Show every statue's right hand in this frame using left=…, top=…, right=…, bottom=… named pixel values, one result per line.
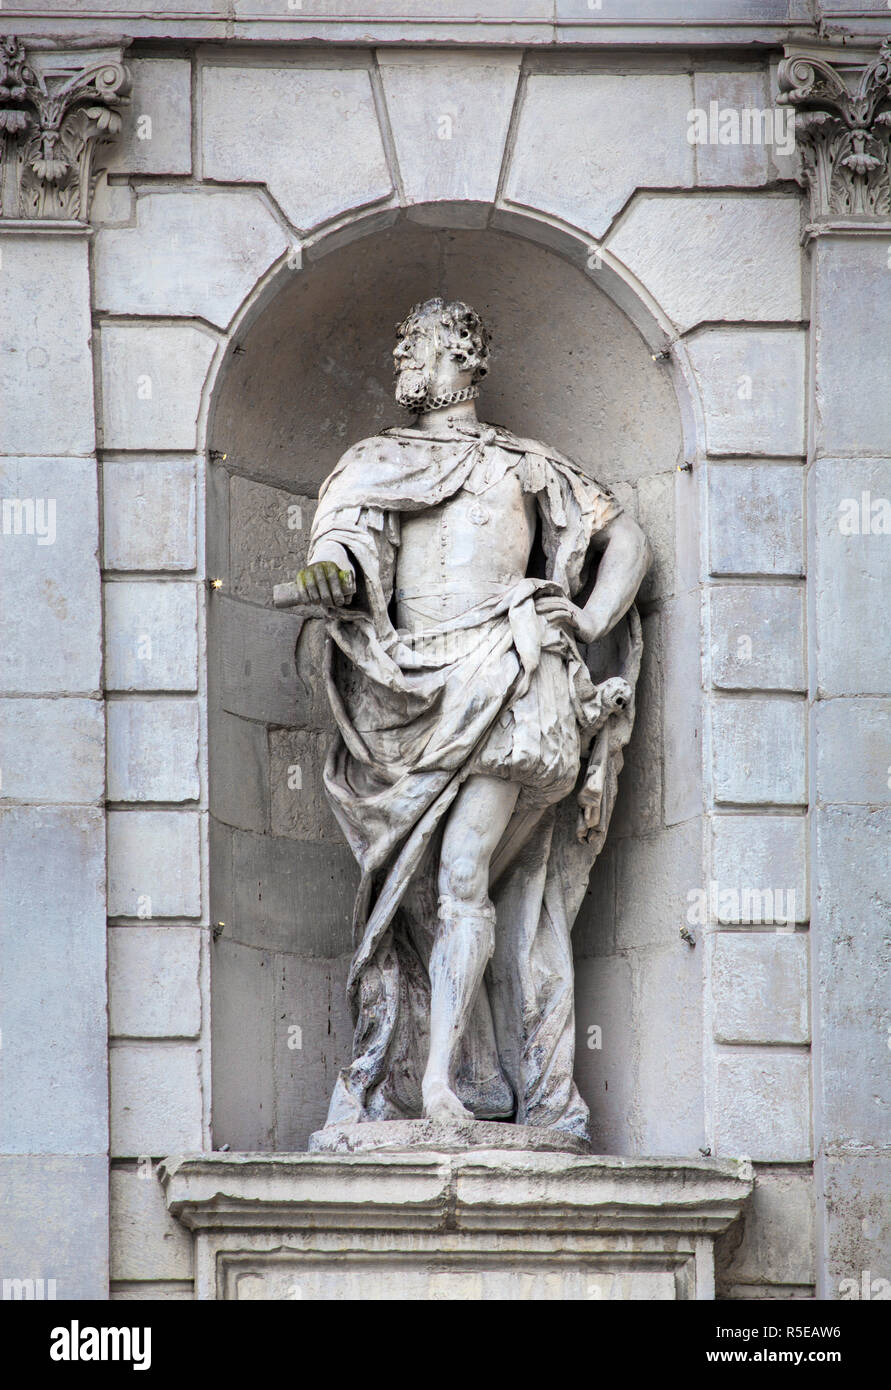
left=292, top=559, right=356, bottom=608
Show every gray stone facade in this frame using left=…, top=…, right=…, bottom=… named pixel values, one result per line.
left=0, top=2, right=888, bottom=1302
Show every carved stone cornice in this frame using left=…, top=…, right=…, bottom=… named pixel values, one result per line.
left=0, top=35, right=130, bottom=221
left=777, top=41, right=891, bottom=225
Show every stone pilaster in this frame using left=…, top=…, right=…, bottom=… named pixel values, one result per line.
left=777, top=40, right=891, bottom=1300
left=0, top=35, right=129, bottom=1302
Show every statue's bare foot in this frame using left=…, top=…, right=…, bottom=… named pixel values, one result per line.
left=422, top=1078, right=473, bottom=1125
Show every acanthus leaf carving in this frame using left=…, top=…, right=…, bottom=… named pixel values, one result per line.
left=0, top=34, right=130, bottom=221
left=778, top=41, right=891, bottom=222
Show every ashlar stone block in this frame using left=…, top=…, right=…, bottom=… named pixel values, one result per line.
left=110, top=1164, right=194, bottom=1282
left=0, top=698, right=103, bottom=804
left=201, top=65, right=392, bottom=231
left=687, top=330, right=806, bottom=457
left=711, top=814, right=808, bottom=923
left=106, top=699, right=200, bottom=803
left=606, top=195, right=802, bottom=332
left=269, top=728, right=339, bottom=842
left=715, top=1053, right=811, bottom=1160
left=110, top=1042, right=203, bottom=1157
left=506, top=73, right=695, bottom=239
left=109, top=927, right=202, bottom=1040
left=104, top=58, right=192, bottom=176
left=709, top=584, right=805, bottom=691
left=711, top=696, right=806, bottom=806
left=104, top=581, right=198, bottom=693
left=692, top=70, right=772, bottom=188
left=102, top=456, right=197, bottom=573
left=712, top=933, right=810, bottom=1044
left=379, top=52, right=521, bottom=218
left=229, top=476, right=313, bottom=605
left=99, top=322, right=218, bottom=452
left=107, top=810, right=201, bottom=919
left=95, top=190, right=289, bottom=328
left=709, top=463, right=804, bottom=576
left=815, top=699, right=891, bottom=807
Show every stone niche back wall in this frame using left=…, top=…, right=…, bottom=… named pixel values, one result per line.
left=207, top=220, right=695, bottom=1152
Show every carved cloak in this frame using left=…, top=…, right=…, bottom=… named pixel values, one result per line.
left=306, top=424, right=642, bottom=1139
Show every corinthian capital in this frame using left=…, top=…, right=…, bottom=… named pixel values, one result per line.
left=0, top=35, right=130, bottom=221
left=777, top=41, right=891, bottom=224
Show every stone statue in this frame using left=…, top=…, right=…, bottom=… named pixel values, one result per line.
left=274, top=298, right=650, bottom=1145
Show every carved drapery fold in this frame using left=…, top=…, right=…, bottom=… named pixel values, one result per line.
left=0, top=35, right=130, bottom=221
left=778, top=41, right=891, bottom=222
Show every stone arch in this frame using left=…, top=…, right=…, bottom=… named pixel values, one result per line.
left=199, top=199, right=706, bottom=1154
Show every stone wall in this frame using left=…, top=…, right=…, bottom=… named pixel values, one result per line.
left=0, top=10, right=887, bottom=1302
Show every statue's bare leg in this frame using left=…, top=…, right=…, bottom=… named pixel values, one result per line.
left=422, top=774, right=520, bottom=1124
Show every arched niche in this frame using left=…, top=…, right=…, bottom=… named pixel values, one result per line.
left=206, top=214, right=691, bottom=1153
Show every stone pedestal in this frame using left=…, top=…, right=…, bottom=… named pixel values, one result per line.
left=161, top=1151, right=752, bottom=1300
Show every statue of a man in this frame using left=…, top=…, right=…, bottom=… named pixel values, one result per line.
left=276, top=298, right=650, bottom=1142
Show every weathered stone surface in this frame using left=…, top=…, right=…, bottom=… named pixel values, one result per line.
left=709, top=584, right=806, bottom=691
left=711, top=814, right=808, bottom=923
left=692, top=70, right=771, bottom=187
left=274, top=952, right=354, bottom=1151
left=687, top=330, right=806, bottom=456
left=104, top=581, right=198, bottom=693
left=0, top=806, right=107, bottom=1153
left=573, top=956, right=636, bottom=1155
left=815, top=699, right=891, bottom=806
left=823, top=1155, right=891, bottom=1300
left=709, top=463, right=804, bottom=576
left=635, top=945, right=706, bottom=1157
left=815, top=807, right=891, bottom=1152
left=109, top=926, right=202, bottom=1039
left=95, top=190, right=289, bottom=328
left=813, top=237, right=891, bottom=459
left=506, top=74, right=695, bottom=238
left=99, top=322, right=218, bottom=452
left=379, top=53, right=520, bottom=216
left=211, top=937, right=275, bottom=1152
left=662, top=591, right=703, bottom=825
left=0, top=232, right=94, bottom=456
left=163, top=1150, right=750, bottom=1301
left=0, top=698, right=103, bottom=803
left=615, top=819, right=702, bottom=950
left=711, top=696, right=807, bottom=805
left=572, top=844, right=615, bottom=958
left=229, top=830, right=356, bottom=955
left=606, top=195, right=802, bottom=332
left=107, top=810, right=201, bottom=919
left=715, top=1053, right=811, bottom=1160
left=102, top=456, right=197, bottom=573
left=110, top=1164, right=193, bottom=1282
left=636, top=472, right=675, bottom=603
left=107, top=699, right=200, bottom=803
left=201, top=66, right=392, bottom=231
left=214, top=594, right=304, bottom=726
left=712, top=933, right=810, bottom=1044
left=110, top=1042, right=203, bottom=1157
left=0, top=1155, right=109, bottom=1301
left=104, top=57, right=192, bottom=176
left=269, top=728, right=339, bottom=841
left=716, top=1166, right=816, bottom=1293
left=0, top=457, right=101, bottom=695
left=611, top=611, right=662, bottom=838
left=209, top=711, right=268, bottom=834
left=229, top=476, right=313, bottom=604
left=814, top=458, right=891, bottom=697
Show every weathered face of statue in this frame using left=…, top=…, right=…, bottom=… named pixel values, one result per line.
left=392, top=298, right=490, bottom=409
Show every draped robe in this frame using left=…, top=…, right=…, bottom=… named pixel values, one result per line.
left=306, top=423, right=642, bottom=1139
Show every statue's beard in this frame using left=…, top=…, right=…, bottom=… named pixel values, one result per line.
left=395, top=366, right=429, bottom=410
